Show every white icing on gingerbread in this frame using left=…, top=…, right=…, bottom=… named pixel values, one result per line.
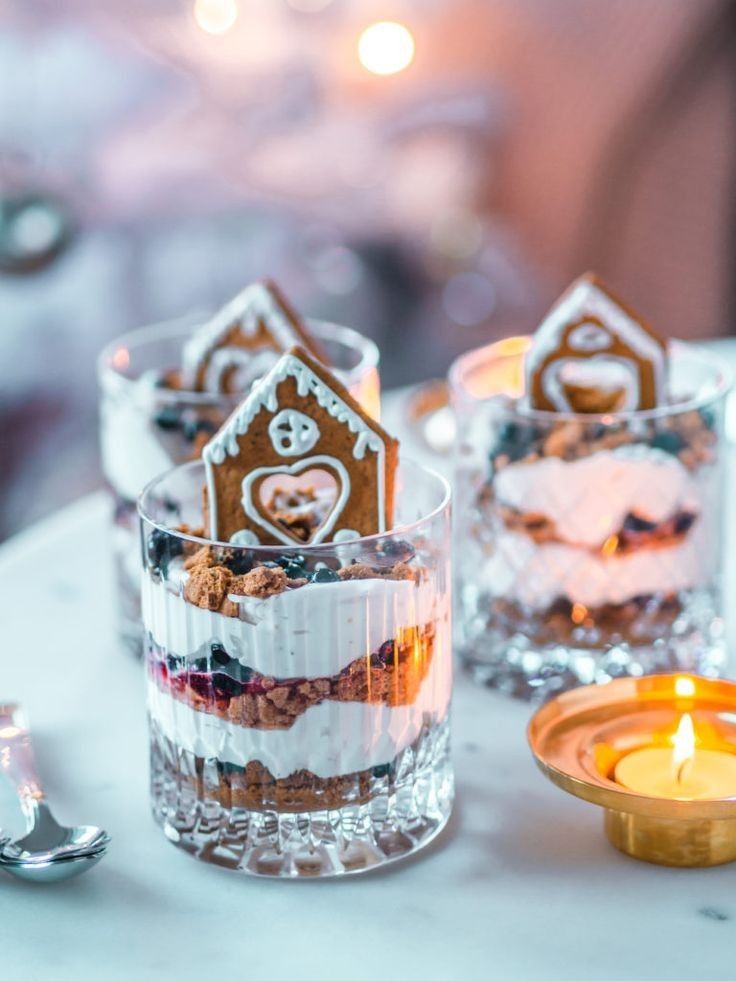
left=526, top=274, right=667, bottom=412
left=202, top=347, right=396, bottom=544
left=268, top=409, right=320, bottom=457
left=334, top=528, right=360, bottom=542
left=204, top=347, right=279, bottom=395
left=230, top=529, right=260, bottom=546
left=182, top=282, right=309, bottom=391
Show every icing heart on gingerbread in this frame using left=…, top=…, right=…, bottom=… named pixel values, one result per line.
left=245, top=460, right=347, bottom=545
left=201, top=346, right=398, bottom=546
left=526, top=273, right=668, bottom=413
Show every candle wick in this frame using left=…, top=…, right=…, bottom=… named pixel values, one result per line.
left=676, top=760, right=688, bottom=784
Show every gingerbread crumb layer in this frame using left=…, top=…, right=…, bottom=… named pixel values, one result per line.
left=179, top=545, right=418, bottom=615
left=154, top=722, right=437, bottom=812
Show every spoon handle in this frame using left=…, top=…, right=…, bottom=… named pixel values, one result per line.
left=0, top=704, right=45, bottom=810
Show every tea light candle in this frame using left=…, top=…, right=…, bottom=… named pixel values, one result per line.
left=615, top=714, right=736, bottom=800
left=529, top=675, right=736, bottom=866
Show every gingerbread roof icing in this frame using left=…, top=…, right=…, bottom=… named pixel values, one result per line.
left=202, top=346, right=398, bottom=546
left=526, top=273, right=667, bottom=413
left=181, top=279, right=328, bottom=393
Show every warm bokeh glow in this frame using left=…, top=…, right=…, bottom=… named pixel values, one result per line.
left=675, top=676, right=696, bottom=698
left=193, top=0, right=238, bottom=35
left=358, top=21, right=415, bottom=76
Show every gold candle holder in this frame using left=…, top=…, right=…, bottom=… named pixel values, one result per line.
left=528, top=674, right=736, bottom=867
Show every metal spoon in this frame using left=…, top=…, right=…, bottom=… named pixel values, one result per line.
left=0, top=704, right=110, bottom=882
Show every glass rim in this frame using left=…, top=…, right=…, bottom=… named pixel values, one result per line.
left=97, top=315, right=380, bottom=407
left=448, top=336, right=733, bottom=424
left=137, top=457, right=451, bottom=552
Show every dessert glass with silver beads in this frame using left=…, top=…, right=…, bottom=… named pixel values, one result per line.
left=98, top=317, right=380, bottom=653
left=449, top=338, right=731, bottom=700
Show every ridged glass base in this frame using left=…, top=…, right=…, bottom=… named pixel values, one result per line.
left=149, top=716, right=453, bottom=878
left=460, top=587, right=726, bottom=702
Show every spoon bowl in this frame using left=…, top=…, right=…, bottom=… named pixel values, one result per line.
left=0, top=847, right=109, bottom=883
left=0, top=704, right=110, bottom=883
left=0, top=803, right=110, bottom=864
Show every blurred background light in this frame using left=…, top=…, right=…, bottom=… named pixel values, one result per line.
left=442, top=271, right=497, bottom=326
left=285, top=0, right=335, bottom=12
left=193, top=0, right=238, bottom=35
left=358, top=21, right=415, bottom=76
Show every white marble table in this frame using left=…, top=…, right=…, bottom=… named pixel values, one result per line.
left=3, top=372, right=736, bottom=981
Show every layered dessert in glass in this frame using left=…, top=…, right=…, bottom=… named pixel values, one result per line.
left=139, top=348, right=452, bottom=876
left=450, top=275, right=731, bottom=699
left=98, top=281, right=380, bottom=651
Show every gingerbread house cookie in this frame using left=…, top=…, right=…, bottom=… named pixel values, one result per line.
left=526, top=273, right=667, bottom=413
left=181, top=279, right=329, bottom=394
left=202, top=346, right=398, bottom=545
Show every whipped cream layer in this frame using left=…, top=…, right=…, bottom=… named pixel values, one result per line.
left=483, top=443, right=716, bottom=609
left=483, top=520, right=713, bottom=609
left=101, top=395, right=177, bottom=502
left=148, top=648, right=451, bottom=780
left=494, top=445, right=701, bottom=548
left=143, top=570, right=445, bottom=678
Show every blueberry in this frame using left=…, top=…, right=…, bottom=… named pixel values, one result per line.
left=375, top=538, right=415, bottom=565
left=231, top=663, right=255, bottom=685
left=190, top=657, right=209, bottom=673
left=166, top=654, right=185, bottom=672
left=214, top=547, right=252, bottom=575
left=145, top=529, right=182, bottom=575
left=700, top=407, right=716, bottom=431
left=283, top=561, right=308, bottom=580
left=674, top=512, right=696, bottom=535
left=650, top=431, right=685, bottom=455
left=217, top=760, right=245, bottom=776
left=277, top=554, right=305, bottom=569
left=311, top=567, right=339, bottom=583
left=210, top=643, right=230, bottom=666
left=491, top=420, right=540, bottom=463
left=372, top=761, right=396, bottom=779
left=374, top=640, right=396, bottom=667
left=212, top=673, right=244, bottom=697
left=623, top=513, right=657, bottom=533
left=182, top=417, right=218, bottom=443
left=153, top=407, right=182, bottom=432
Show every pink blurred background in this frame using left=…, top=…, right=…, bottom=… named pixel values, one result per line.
left=1, top=0, right=734, bottom=539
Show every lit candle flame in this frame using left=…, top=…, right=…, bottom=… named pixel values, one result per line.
left=672, top=713, right=695, bottom=784
left=358, top=21, right=415, bottom=76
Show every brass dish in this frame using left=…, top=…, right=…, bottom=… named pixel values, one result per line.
left=528, top=674, right=736, bottom=867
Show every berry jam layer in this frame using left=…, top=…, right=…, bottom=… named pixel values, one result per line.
left=149, top=624, right=436, bottom=731
left=152, top=719, right=442, bottom=812
left=498, top=505, right=698, bottom=554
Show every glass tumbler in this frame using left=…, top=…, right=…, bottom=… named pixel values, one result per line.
left=139, top=459, right=453, bottom=878
left=99, top=317, right=380, bottom=653
left=449, top=338, right=732, bottom=700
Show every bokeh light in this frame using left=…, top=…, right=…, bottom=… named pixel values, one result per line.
left=442, top=271, right=497, bottom=326
left=193, top=0, right=238, bottom=35
left=358, top=21, right=415, bottom=76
